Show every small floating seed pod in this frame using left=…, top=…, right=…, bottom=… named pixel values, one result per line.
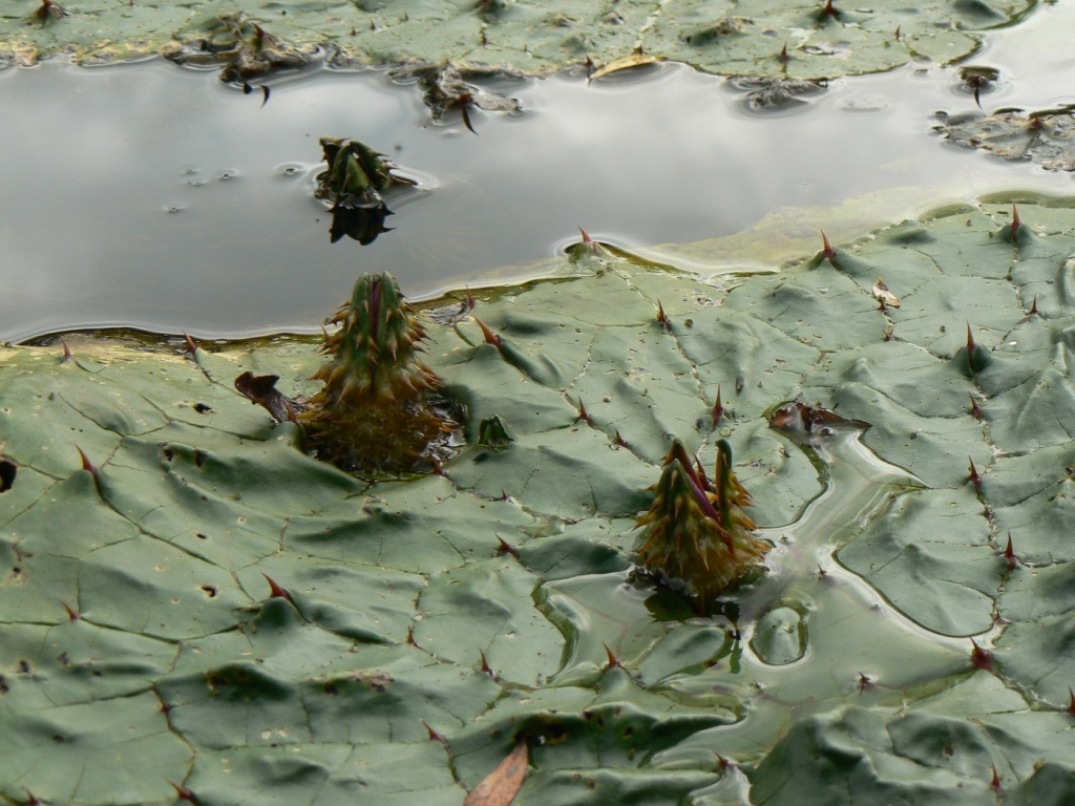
left=635, top=439, right=769, bottom=605
left=300, top=272, right=451, bottom=472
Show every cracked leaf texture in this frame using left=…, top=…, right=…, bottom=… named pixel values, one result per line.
left=2, top=0, right=1038, bottom=79
left=1, top=196, right=1075, bottom=803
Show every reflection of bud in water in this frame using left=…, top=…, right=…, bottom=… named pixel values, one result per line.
left=317, top=137, right=413, bottom=204
left=329, top=203, right=394, bottom=245
left=316, top=137, right=415, bottom=244
left=635, top=440, right=769, bottom=609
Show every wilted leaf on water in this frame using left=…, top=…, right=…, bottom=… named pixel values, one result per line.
left=316, top=137, right=416, bottom=210
left=957, top=64, right=1002, bottom=107
left=728, top=76, right=828, bottom=112
left=769, top=397, right=871, bottom=435
left=390, top=63, right=523, bottom=131
left=465, top=740, right=528, bottom=806
left=164, top=11, right=314, bottom=83
left=940, top=105, right=1075, bottom=171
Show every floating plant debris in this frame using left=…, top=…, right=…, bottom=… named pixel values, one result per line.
left=939, top=104, right=1075, bottom=171
left=317, top=137, right=413, bottom=207
left=234, top=371, right=305, bottom=424
left=769, top=397, right=871, bottom=436
left=164, top=12, right=314, bottom=83
left=871, top=277, right=900, bottom=309
left=392, top=63, right=522, bottom=132
left=729, top=76, right=828, bottom=112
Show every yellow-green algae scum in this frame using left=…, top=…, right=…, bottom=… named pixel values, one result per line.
left=3, top=0, right=1039, bottom=79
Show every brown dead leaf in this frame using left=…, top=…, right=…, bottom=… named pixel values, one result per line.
left=234, top=371, right=304, bottom=423
left=769, top=397, right=871, bottom=435
left=465, top=740, right=528, bottom=806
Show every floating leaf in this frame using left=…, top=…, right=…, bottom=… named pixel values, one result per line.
left=3, top=196, right=1075, bottom=803
left=164, top=12, right=314, bottom=82
left=940, top=105, right=1075, bottom=171
left=391, top=63, right=522, bottom=130
left=8, top=1, right=1040, bottom=78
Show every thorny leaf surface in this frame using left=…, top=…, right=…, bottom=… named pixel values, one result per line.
left=1, top=0, right=1039, bottom=79
left=2, top=197, right=1075, bottom=803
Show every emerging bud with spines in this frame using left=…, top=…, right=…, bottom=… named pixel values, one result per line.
left=300, top=273, right=451, bottom=472
left=635, top=439, right=769, bottom=606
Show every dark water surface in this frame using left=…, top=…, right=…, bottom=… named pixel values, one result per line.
left=2, top=3, right=1073, bottom=342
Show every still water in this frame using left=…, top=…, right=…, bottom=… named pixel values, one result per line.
left=2, top=2, right=1073, bottom=342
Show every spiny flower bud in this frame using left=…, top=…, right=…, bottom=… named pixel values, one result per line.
left=301, top=272, right=452, bottom=472
left=635, top=439, right=769, bottom=607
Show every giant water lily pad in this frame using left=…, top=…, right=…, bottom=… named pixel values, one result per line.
left=1, top=0, right=1039, bottom=79
left=2, top=195, right=1075, bottom=803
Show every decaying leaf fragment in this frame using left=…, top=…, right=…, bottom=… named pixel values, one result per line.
left=315, top=137, right=415, bottom=244
left=871, top=277, right=900, bottom=309
left=729, top=76, right=828, bottom=112
left=393, top=63, right=522, bottom=132
left=164, top=12, right=313, bottom=83
left=939, top=104, right=1075, bottom=171
left=635, top=439, right=769, bottom=607
left=769, top=397, right=871, bottom=436
left=465, top=740, right=529, bottom=806
left=234, top=371, right=304, bottom=423
left=958, top=65, right=1001, bottom=108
